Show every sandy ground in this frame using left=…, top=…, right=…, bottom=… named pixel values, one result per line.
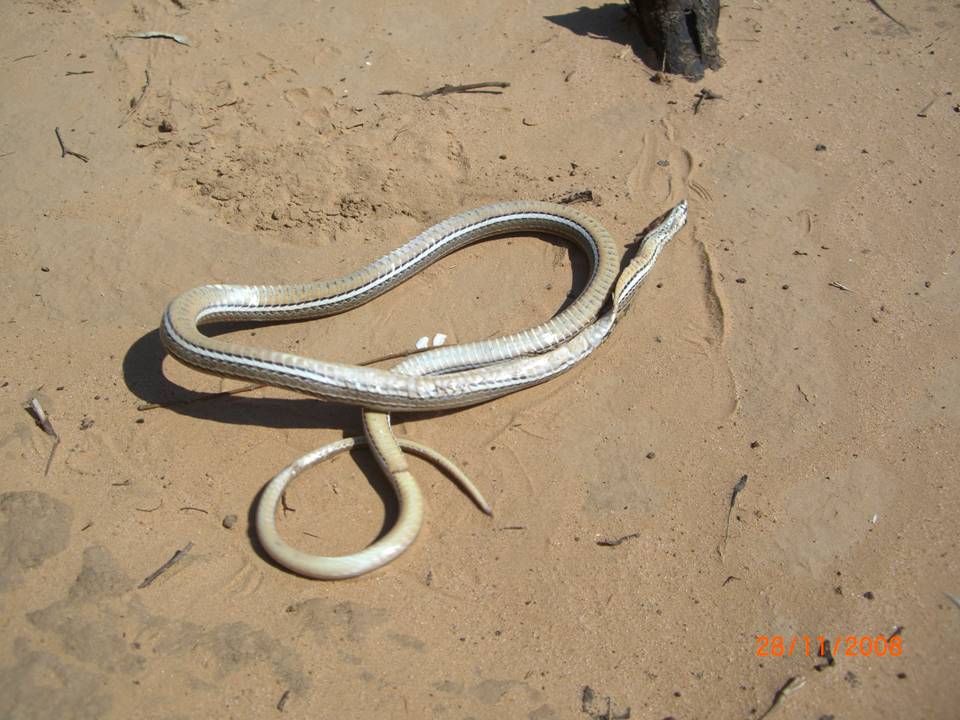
left=2, top=0, right=959, bottom=718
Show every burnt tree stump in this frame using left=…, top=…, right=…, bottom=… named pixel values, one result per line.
left=631, top=0, right=722, bottom=80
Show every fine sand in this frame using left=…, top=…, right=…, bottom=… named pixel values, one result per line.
left=2, top=1, right=958, bottom=718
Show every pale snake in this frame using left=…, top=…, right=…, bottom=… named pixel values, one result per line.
left=161, top=200, right=688, bottom=578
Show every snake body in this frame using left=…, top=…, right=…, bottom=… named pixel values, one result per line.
left=161, top=200, right=687, bottom=579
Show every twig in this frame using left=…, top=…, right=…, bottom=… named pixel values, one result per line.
left=596, top=532, right=640, bottom=547
left=281, top=492, right=295, bottom=516
left=135, top=499, right=163, bottom=512
left=13, top=54, right=39, bottom=62
left=277, top=690, right=291, bottom=712
left=916, top=96, right=937, bottom=118
left=138, top=541, right=193, bottom=588
left=137, top=382, right=264, bottom=411
left=866, top=0, right=908, bottom=30
left=179, top=506, right=209, bottom=514
left=54, top=127, right=89, bottom=163
left=757, top=676, right=806, bottom=720
left=120, top=31, right=191, bottom=46
left=828, top=281, right=851, bottom=292
left=65, top=70, right=94, bottom=76
left=380, top=81, right=510, bottom=99
left=25, top=397, right=58, bottom=440
left=693, top=88, right=723, bottom=114
left=135, top=139, right=170, bottom=149
left=555, top=189, right=595, bottom=205
left=717, top=474, right=748, bottom=558
left=496, top=525, right=527, bottom=531
left=119, top=69, right=151, bottom=127
left=814, top=638, right=835, bottom=671
left=25, top=396, right=60, bottom=475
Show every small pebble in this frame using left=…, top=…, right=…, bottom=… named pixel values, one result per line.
left=158, top=119, right=174, bottom=133
left=135, top=418, right=145, bottom=424
left=657, top=159, right=670, bottom=167
left=815, top=144, right=827, bottom=151
left=924, top=280, right=931, bottom=288
left=750, top=440, right=760, bottom=449
left=646, top=451, right=656, bottom=460
left=735, top=277, right=747, bottom=284
left=222, top=514, right=238, bottom=529
left=863, top=591, right=875, bottom=600
left=498, top=154, right=507, bottom=160
left=41, top=266, right=50, bottom=272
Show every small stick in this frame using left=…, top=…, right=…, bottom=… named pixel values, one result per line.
left=65, top=70, right=94, bottom=76
left=717, top=474, right=748, bottom=558
left=119, top=69, right=151, bottom=127
left=556, top=189, right=595, bottom=205
left=887, top=625, right=904, bottom=640
left=916, top=96, right=937, bottom=118
left=828, top=281, right=851, bottom=292
left=380, top=81, right=510, bottom=99
left=138, top=541, right=193, bottom=588
left=25, top=397, right=58, bottom=439
left=757, top=676, right=806, bottom=720
left=496, top=525, right=527, bottom=531
left=693, top=88, right=723, bottom=114
left=277, top=690, right=291, bottom=712
left=25, top=396, right=60, bottom=475
left=596, top=532, right=640, bottom=547
left=867, top=0, right=908, bottom=30
left=179, top=506, right=209, bottom=514
left=135, top=499, right=163, bottom=512
left=54, top=127, right=89, bottom=163
left=120, top=31, right=190, bottom=46
left=814, top=638, right=835, bottom=671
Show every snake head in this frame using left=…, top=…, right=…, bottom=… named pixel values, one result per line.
left=612, top=200, right=688, bottom=312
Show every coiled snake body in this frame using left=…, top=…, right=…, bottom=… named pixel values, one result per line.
left=161, top=200, right=687, bottom=579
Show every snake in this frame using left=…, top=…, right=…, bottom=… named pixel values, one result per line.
left=161, top=199, right=688, bottom=579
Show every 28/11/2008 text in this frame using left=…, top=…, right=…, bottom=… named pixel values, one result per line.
left=756, top=634, right=903, bottom=658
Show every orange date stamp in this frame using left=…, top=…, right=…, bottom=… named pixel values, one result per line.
left=756, top=634, right=903, bottom=658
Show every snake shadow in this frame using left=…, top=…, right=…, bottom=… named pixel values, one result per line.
left=123, top=326, right=405, bottom=565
